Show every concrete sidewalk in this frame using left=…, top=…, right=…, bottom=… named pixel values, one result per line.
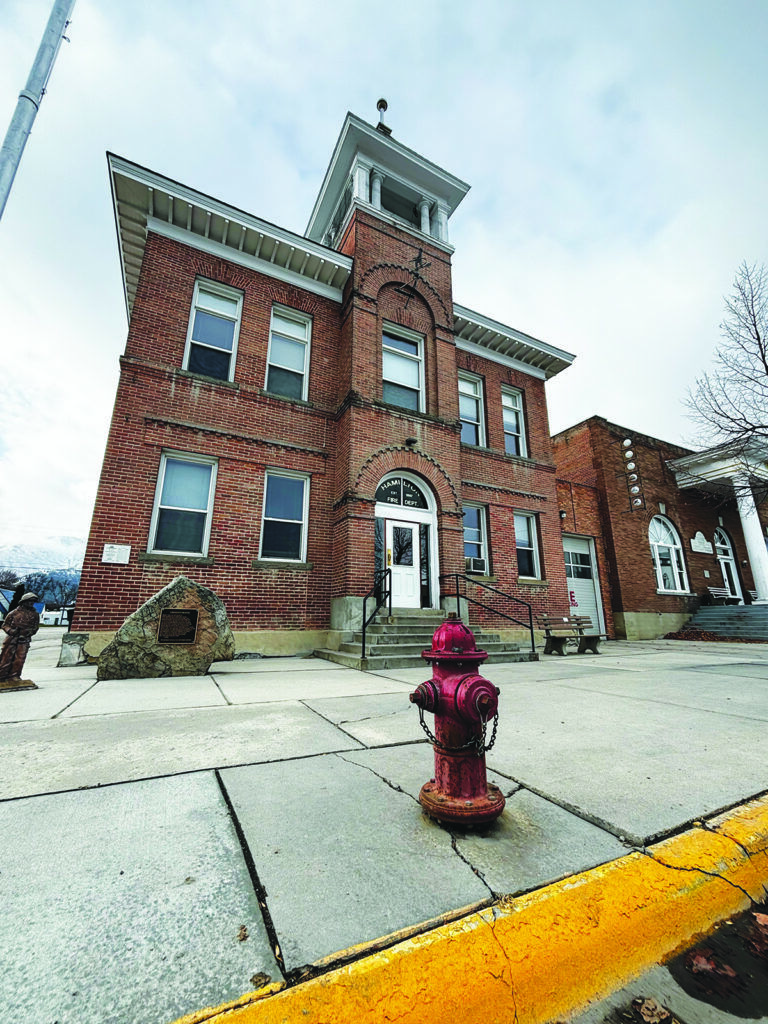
left=2, top=629, right=768, bottom=1023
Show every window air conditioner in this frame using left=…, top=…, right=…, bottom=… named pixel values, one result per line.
left=465, top=557, right=487, bottom=575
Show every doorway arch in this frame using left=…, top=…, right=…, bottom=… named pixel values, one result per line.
left=374, top=472, right=439, bottom=609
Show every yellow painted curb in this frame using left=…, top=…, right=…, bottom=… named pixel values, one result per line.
left=173, top=794, right=768, bottom=1024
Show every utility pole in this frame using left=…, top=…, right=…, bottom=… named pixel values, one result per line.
left=0, top=0, right=76, bottom=222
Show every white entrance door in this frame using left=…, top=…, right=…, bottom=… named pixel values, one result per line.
left=563, top=535, right=605, bottom=631
left=386, top=519, right=421, bottom=608
left=715, top=528, right=743, bottom=603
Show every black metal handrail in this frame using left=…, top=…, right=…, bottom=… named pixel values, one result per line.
left=361, top=568, right=392, bottom=660
left=439, top=573, right=535, bottom=654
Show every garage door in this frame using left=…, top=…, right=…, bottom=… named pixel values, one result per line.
left=563, top=535, right=604, bottom=632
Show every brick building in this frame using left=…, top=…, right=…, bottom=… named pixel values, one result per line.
left=73, top=110, right=578, bottom=655
left=553, top=416, right=768, bottom=639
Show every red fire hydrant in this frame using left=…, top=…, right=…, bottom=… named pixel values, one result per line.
left=409, top=613, right=505, bottom=826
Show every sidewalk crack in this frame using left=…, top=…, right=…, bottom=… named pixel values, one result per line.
left=334, top=753, right=420, bottom=804
left=447, top=830, right=495, bottom=898
left=696, top=819, right=751, bottom=857
left=485, top=910, right=520, bottom=1022
left=215, top=770, right=287, bottom=982
left=640, top=848, right=758, bottom=906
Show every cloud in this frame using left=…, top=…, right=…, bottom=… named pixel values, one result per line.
left=1, top=0, right=767, bottom=547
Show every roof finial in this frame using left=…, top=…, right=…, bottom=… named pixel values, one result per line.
left=376, top=98, right=392, bottom=136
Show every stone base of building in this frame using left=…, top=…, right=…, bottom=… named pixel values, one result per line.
left=613, top=611, right=690, bottom=641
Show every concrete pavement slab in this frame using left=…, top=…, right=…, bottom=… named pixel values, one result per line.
left=303, top=692, right=426, bottom=746
left=553, top=662, right=768, bottom=720
left=486, top=681, right=768, bottom=843
left=211, top=657, right=343, bottom=673
left=0, top=677, right=97, bottom=722
left=0, top=702, right=361, bottom=800
left=0, top=773, right=279, bottom=1024
left=220, top=752, right=490, bottom=970
left=214, top=668, right=412, bottom=705
left=342, top=745, right=628, bottom=897
left=59, top=674, right=228, bottom=716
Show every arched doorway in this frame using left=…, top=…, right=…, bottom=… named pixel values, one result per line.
left=374, top=473, right=439, bottom=609
left=714, top=527, right=743, bottom=603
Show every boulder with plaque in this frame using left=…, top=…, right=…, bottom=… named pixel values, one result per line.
left=97, top=576, right=235, bottom=680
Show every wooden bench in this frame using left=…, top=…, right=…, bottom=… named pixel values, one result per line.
left=538, top=615, right=607, bottom=656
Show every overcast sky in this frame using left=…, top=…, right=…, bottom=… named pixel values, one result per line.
left=1, top=0, right=767, bottom=551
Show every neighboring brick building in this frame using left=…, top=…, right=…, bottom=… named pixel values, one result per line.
left=553, top=416, right=768, bottom=639
left=73, top=110, right=577, bottom=654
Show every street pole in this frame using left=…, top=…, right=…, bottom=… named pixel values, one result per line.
left=0, top=0, right=76, bottom=222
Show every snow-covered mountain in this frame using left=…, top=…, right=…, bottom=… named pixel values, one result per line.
left=0, top=536, right=86, bottom=574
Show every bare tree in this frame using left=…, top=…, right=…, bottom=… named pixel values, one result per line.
left=0, top=569, right=20, bottom=590
left=687, top=262, right=768, bottom=451
left=22, top=570, right=79, bottom=609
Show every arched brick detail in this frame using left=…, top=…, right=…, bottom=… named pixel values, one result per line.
left=354, top=445, right=462, bottom=514
left=358, top=262, right=451, bottom=327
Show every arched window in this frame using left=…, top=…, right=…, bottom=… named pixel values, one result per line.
left=648, top=516, right=689, bottom=593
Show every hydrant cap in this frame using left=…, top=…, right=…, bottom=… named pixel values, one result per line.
left=423, top=614, right=488, bottom=662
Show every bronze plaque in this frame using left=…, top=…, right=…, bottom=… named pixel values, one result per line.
left=157, top=609, right=199, bottom=644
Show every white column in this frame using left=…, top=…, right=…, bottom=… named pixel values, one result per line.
left=734, top=474, right=768, bottom=602
left=370, top=169, right=383, bottom=209
left=352, top=163, right=370, bottom=202
left=435, top=200, right=449, bottom=243
left=418, top=198, right=431, bottom=235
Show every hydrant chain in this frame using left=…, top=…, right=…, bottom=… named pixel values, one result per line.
left=416, top=703, right=498, bottom=754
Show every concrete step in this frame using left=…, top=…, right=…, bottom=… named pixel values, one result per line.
left=338, top=639, right=516, bottom=658
left=313, top=648, right=538, bottom=671
left=351, top=631, right=505, bottom=646
left=687, top=605, right=768, bottom=639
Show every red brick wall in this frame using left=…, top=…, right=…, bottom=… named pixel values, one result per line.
left=553, top=417, right=761, bottom=622
left=75, top=217, right=570, bottom=637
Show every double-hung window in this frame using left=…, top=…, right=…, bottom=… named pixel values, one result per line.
left=184, top=280, right=242, bottom=382
left=260, top=472, right=309, bottom=562
left=382, top=326, right=424, bottom=412
left=266, top=307, right=312, bottom=401
left=463, top=504, right=488, bottom=574
left=502, top=388, right=527, bottom=457
left=150, top=453, right=217, bottom=555
left=514, top=512, right=540, bottom=579
left=459, top=373, right=485, bottom=446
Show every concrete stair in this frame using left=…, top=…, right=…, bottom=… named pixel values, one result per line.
left=686, top=603, right=768, bottom=640
left=314, top=609, right=538, bottom=670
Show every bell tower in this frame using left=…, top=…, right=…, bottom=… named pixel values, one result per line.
left=305, top=103, right=470, bottom=251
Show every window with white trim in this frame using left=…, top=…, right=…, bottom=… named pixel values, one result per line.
left=150, top=453, right=217, bottom=555
left=514, top=512, right=540, bottom=578
left=502, top=388, right=527, bottom=457
left=463, top=505, right=488, bottom=574
left=382, top=326, right=424, bottom=412
left=184, top=280, right=242, bottom=382
left=649, top=515, right=689, bottom=593
left=266, top=307, right=312, bottom=401
left=459, top=373, right=485, bottom=446
left=260, top=472, right=309, bottom=561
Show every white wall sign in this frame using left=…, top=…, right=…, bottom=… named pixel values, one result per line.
left=690, top=531, right=713, bottom=554
left=102, top=543, right=131, bottom=564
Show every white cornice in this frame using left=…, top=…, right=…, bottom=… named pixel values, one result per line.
left=146, top=218, right=347, bottom=301
left=453, top=304, right=575, bottom=380
left=108, top=154, right=352, bottom=319
left=454, top=338, right=548, bottom=379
